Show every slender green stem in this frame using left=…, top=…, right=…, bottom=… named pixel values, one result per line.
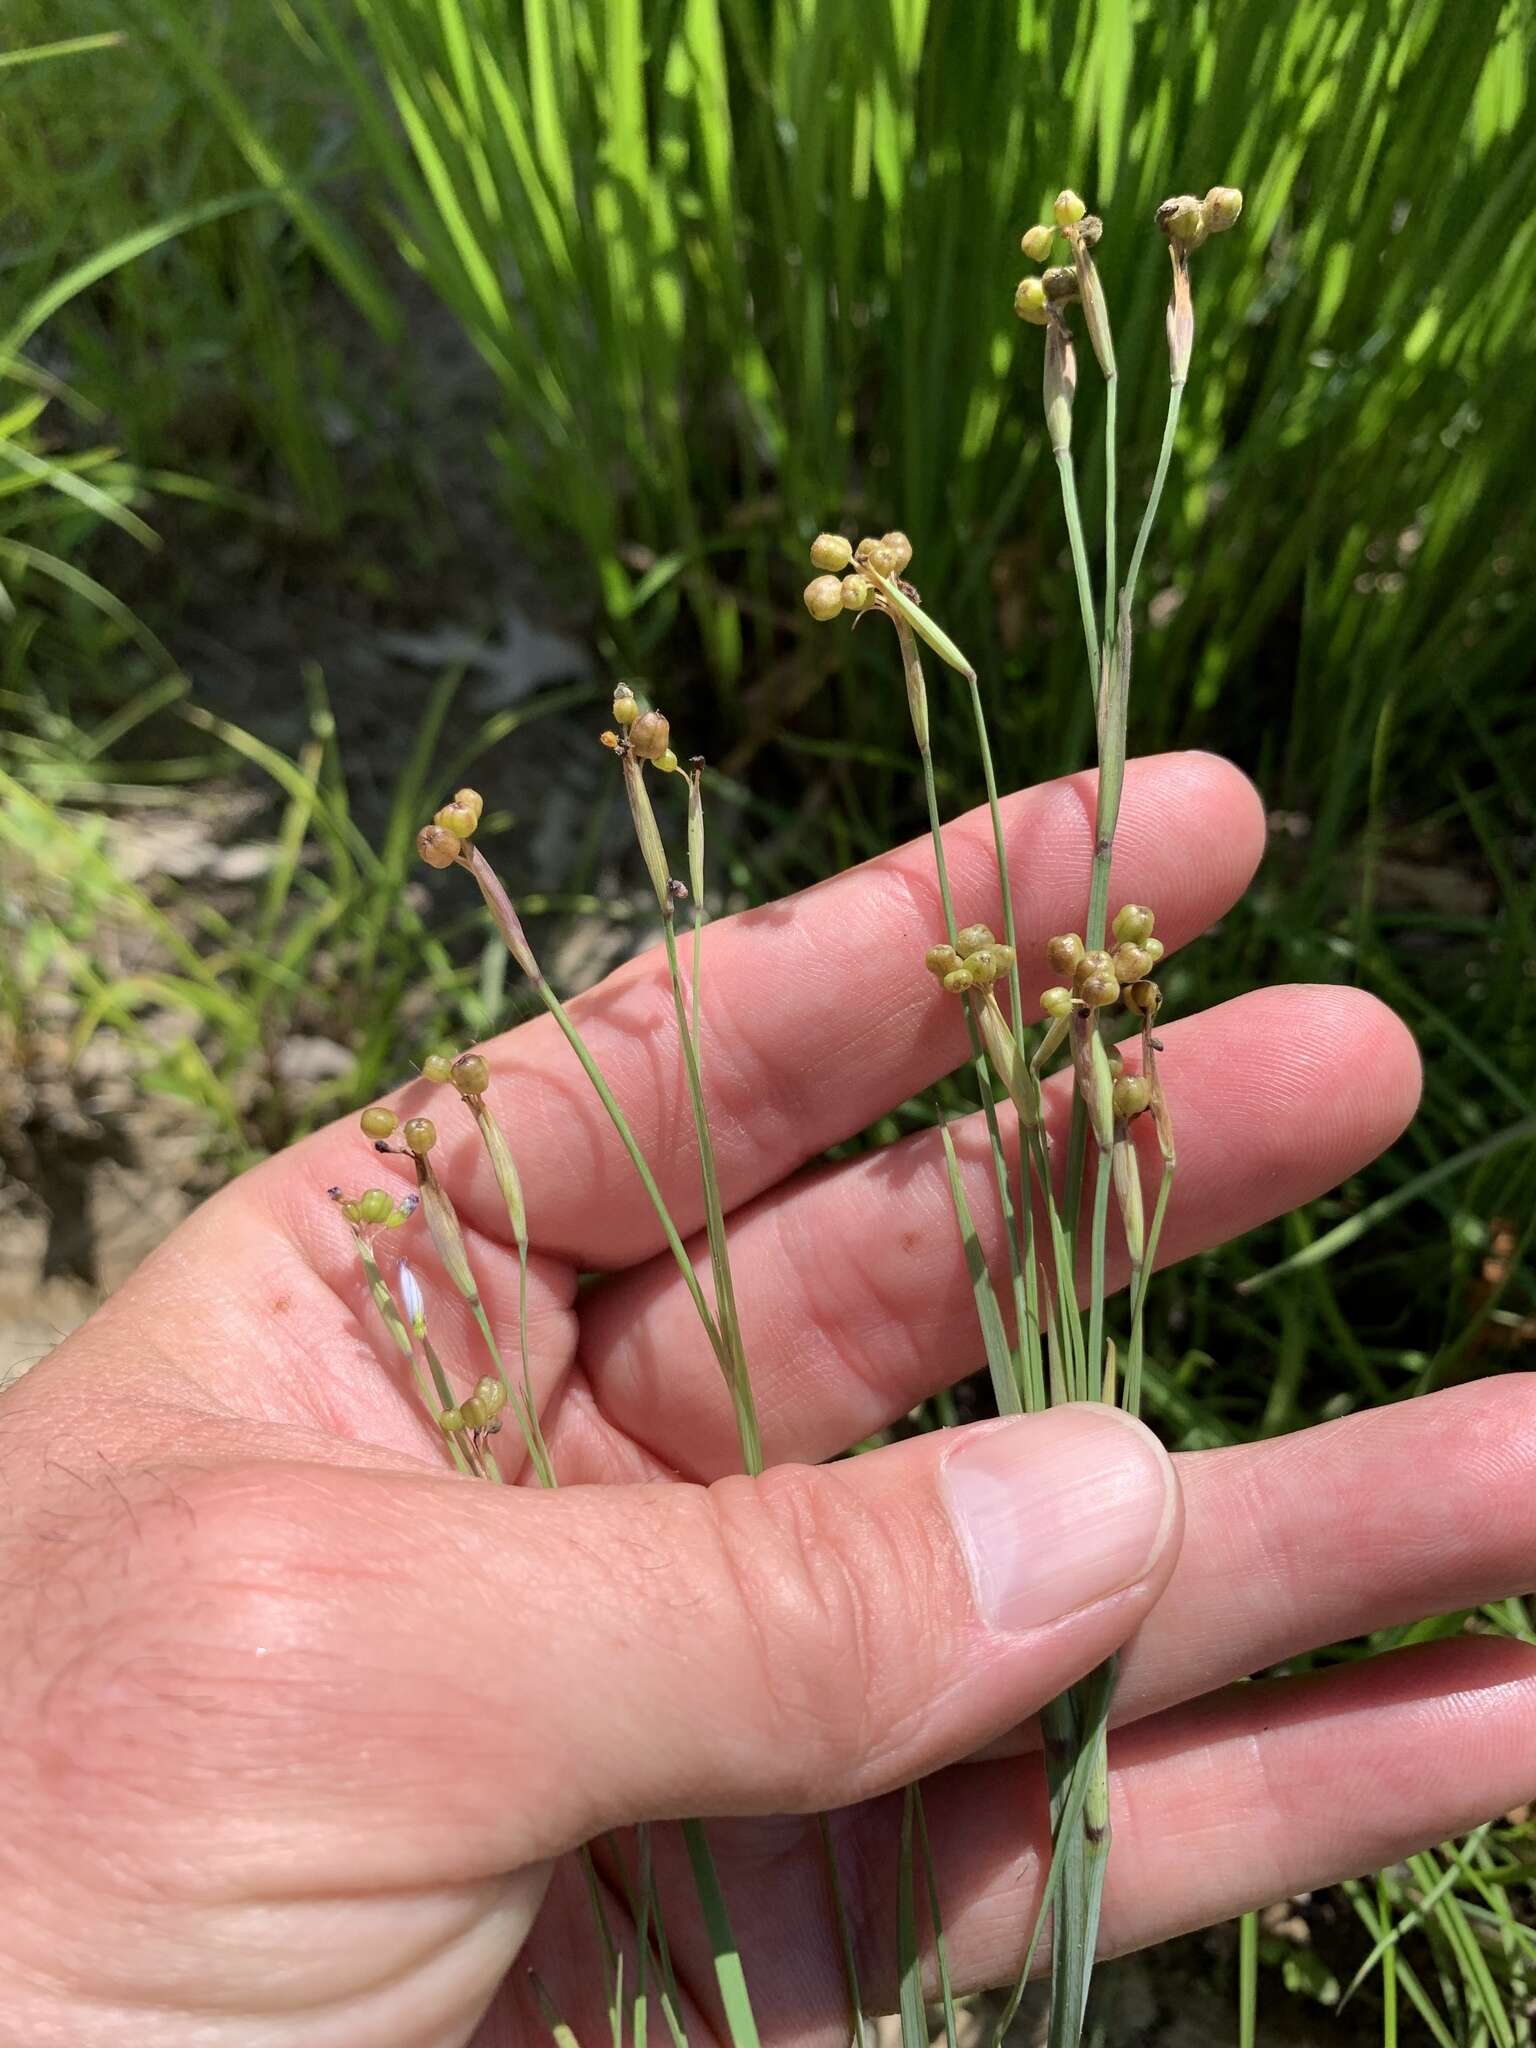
left=1126, top=1162, right=1174, bottom=1418
left=1102, top=371, right=1119, bottom=656
left=1055, top=450, right=1100, bottom=707
left=1084, top=1144, right=1112, bottom=1405
left=1122, top=380, right=1184, bottom=623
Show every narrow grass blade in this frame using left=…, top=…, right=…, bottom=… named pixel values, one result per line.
left=939, top=1115, right=1019, bottom=1415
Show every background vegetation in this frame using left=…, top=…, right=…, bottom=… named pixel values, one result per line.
left=2, top=1, right=1533, bottom=2037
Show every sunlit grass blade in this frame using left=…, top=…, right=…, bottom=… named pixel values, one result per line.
left=682, top=1817, right=762, bottom=2048
left=914, top=1784, right=959, bottom=2048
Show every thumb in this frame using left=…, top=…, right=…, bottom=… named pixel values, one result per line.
left=126, top=1405, right=1179, bottom=1884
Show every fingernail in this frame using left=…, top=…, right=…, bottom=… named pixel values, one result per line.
left=940, top=1407, right=1175, bottom=1632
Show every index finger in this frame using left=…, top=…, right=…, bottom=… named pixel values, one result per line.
left=260, top=750, right=1265, bottom=1270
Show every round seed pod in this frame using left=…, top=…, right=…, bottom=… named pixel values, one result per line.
left=925, top=943, right=963, bottom=978
left=359, top=1188, right=393, bottom=1226
left=1041, top=985, right=1075, bottom=1020
left=1112, top=902, right=1156, bottom=945
left=386, top=1205, right=411, bottom=1228
left=1047, top=932, right=1085, bottom=976
left=1143, top=936, right=1165, bottom=963
left=990, top=942, right=1016, bottom=975
left=612, top=684, right=639, bottom=727
left=460, top=1394, right=488, bottom=1431
left=475, top=1375, right=507, bottom=1418
left=1078, top=969, right=1120, bottom=1009
left=421, top=1052, right=455, bottom=1085
left=840, top=573, right=873, bottom=613
left=403, top=1116, right=437, bottom=1156
left=1043, top=264, right=1079, bottom=303
left=417, top=823, right=461, bottom=869
left=629, top=709, right=671, bottom=762
left=656, top=749, right=680, bottom=774
left=955, top=922, right=996, bottom=958
left=1123, top=978, right=1163, bottom=1017
left=1014, top=275, right=1049, bottom=325
left=600, top=730, right=621, bottom=750
left=854, top=536, right=880, bottom=563
left=1072, top=948, right=1115, bottom=994
left=1113, top=1075, right=1152, bottom=1121
left=453, top=788, right=484, bottom=823
left=810, top=532, right=854, bottom=572
left=1203, top=185, right=1243, bottom=232
left=435, top=801, right=477, bottom=839
left=1075, top=214, right=1104, bottom=248
left=452, top=1052, right=490, bottom=1097
left=1156, top=194, right=1206, bottom=245
left=439, top=1407, right=465, bottom=1433
left=881, top=531, right=914, bottom=574
left=942, top=966, right=976, bottom=995
left=360, top=1105, right=397, bottom=1140
left=1054, top=189, right=1087, bottom=227
left=964, top=945, right=1001, bottom=985
left=862, top=541, right=898, bottom=578
left=1112, top=942, right=1155, bottom=985
left=1020, top=223, right=1055, bottom=262
left=340, top=1200, right=363, bottom=1225
left=803, top=574, right=844, bottom=622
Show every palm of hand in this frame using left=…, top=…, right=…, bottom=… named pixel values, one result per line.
left=5, top=754, right=1533, bottom=2048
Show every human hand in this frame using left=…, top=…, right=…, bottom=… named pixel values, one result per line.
left=4, top=752, right=1532, bottom=2047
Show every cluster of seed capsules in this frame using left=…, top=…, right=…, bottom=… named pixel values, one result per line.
left=599, top=682, right=681, bottom=771
left=332, top=1051, right=493, bottom=1228
left=801, top=529, right=913, bottom=623
left=1011, top=183, right=1241, bottom=328
left=417, top=785, right=486, bottom=870
left=922, top=923, right=1017, bottom=993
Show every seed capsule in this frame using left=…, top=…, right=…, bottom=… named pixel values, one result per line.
left=360, top=1105, right=398, bottom=1140
left=1054, top=189, right=1087, bottom=226
left=1112, top=942, right=1154, bottom=985
left=452, top=1052, right=490, bottom=1097
left=452, top=788, right=483, bottom=823
left=1072, top=948, right=1115, bottom=992
left=1047, top=932, right=1085, bottom=976
left=1075, top=214, right=1104, bottom=249
left=439, top=1407, right=465, bottom=1433
left=955, top=922, right=996, bottom=958
left=460, top=1394, right=487, bottom=1431
left=804, top=574, right=844, bottom=622
left=1112, top=903, right=1156, bottom=945
left=1203, top=185, right=1243, bottom=232
left=1143, top=936, right=1165, bottom=963
left=861, top=541, right=898, bottom=578
left=1043, top=264, right=1079, bottom=303
left=964, top=945, right=1001, bottom=985
left=881, top=531, right=914, bottom=574
left=1106, top=1047, right=1125, bottom=1081
left=403, top=1116, right=437, bottom=1156
left=359, top=1187, right=393, bottom=1226
left=810, top=532, right=854, bottom=572
left=1020, top=223, right=1055, bottom=262
left=474, top=1375, right=507, bottom=1418
left=612, top=683, right=639, bottom=727
left=1156, top=194, right=1206, bottom=245
left=630, top=709, right=672, bottom=762
left=840, top=573, right=873, bottom=613
left=1113, top=1075, right=1152, bottom=1120
left=942, top=967, right=976, bottom=995
left=435, top=801, right=477, bottom=839
left=1041, top=986, right=1075, bottom=1020
left=417, top=823, right=461, bottom=869
left=1078, top=970, right=1119, bottom=1008
left=990, top=943, right=1016, bottom=975
left=1123, top=978, right=1163, bottom=1017
left=1014, top=275, right=1049, bottom=325
left=925, top=943, right=963, bottom=978
left=340, top=1199, right=363, bottom=1224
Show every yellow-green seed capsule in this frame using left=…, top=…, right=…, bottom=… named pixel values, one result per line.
left=387, top=1206, right=411, bottom=1228
left=359, top=1187, right=393, bottom=1226
left=965, top=945, right=1001, bottom=985
left=854, top=536, right=881, bottom=563
left=1157, top=194, right=1206, bottom=245
left=452, top=1052, right=490, bottom=1097
left=435, top=801, right=477, bottom=839
left=1014, top=275, right=1049, bottom=325
left=1112, top=903, right=1156, bottom=945
left=840, top=573, right=873, bottom=613
left=925, top=943, right=963, bottom=978
left=475, top=1375, right=507, bottom=1418
left=1041, top=985, right=1075, bottom=1020
left=863, top=541, right=898, bottom=578
left=1047, top=932, right=1085, bottom=976
left=612, top=683, right=639, bottom=727
left=656, top=749, right=680, bottom=773
left=955, top=922, right=996, bottom=959
left=942, top=966, right=976, bottom=995
left=881, top=531, right=913, bottom=574
left=1054, top=189, right=1087, bottom=227
left=1043, top=264, right=1079, bottom=303
left=990, top=943, right=1016, bottom=975
left=1112, top=942, right=1154, bottom=985
left=439, top=1407, right=465, bottom=1433
left=452, top=788, right=483, bottom=823
left=1020, top=223, right=1055, bottom=262
left=1078, top=969, right=1119, bottom=1008
left=804, top=574, right=844, bottom=622
left=1114, top=1075, right=1152, bottom=1121
left=629, top=709, right=671, bottom=762
left=810, top=532, right=854, bottom=572
left=360, top=1105, right=397, bottom=1140
left=1143, top=936, right=1165, bottom=963
left=460, top=1394, right=487, bottom=1431
left=417, top=823, right=461, bottom=869
left=1072, top=948, right=1115, bottom=993
left=1123, top=978, right=1163, bottom=1017
left=1203, top=185, right=1243, bottom=232
left=403, top=1116, right=436, bottom=1156
left=1107, top=1048, right=1125, bottom=1081
left=421, top=1052, right=455, bottom=1085
left=340, top=1199, right=363, bottom=1225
